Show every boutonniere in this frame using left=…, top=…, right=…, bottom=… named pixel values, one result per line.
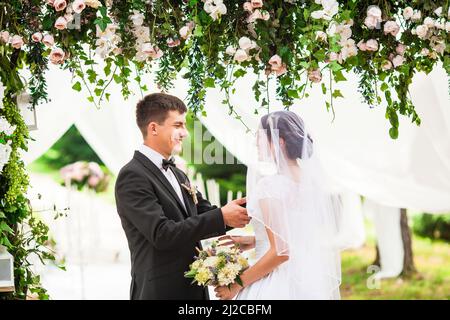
left=181, top=181, right=198, bottom=205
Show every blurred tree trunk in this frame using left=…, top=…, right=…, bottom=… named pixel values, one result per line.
left=400, top=209, right=417, bottom=277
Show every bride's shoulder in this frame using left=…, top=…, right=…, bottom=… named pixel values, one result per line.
left=255, top=174, right=288, bottom=198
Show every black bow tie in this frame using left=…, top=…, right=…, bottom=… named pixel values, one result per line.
left=162, top=157, right=175, bottom=171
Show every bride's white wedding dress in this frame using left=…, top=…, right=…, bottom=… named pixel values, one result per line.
left=236, top=111, right=343, bottom=300
left=236, top=180, right=291, bottom=299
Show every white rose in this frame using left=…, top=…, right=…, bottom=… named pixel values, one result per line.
left=315, top=31, right=327, bottom=42
left=0, top=31, right=10, bottom=44
left=367, top=5, right=382, bottom=18
left=383, top=21, right=400, bottom=36
left=131, top=10, right=144, bottom=26
left=423, top=17, right=434, bottom=28
left=11, top=35, right=24, bottom=49
left=311, top=10, right=324, bottom=20
left=364, top=15, right=379, bottom=29
left=403, top=7, right=413, bottom=20
left=238, top=36, right=252, bottom=50
left=415, top=25, right=428, bottom=39
left=225, top=45, right=236, bottom=56
left=179, top=26, right=191, bottom=39
left=233, top=49, right=248, bottom=62
left=85, top=0, right=102, bottom=8
left=434, top=7, right=442, bottom=17
left=420, top=48, right=430, bottom=56
left=411, top=10, right=421, bottom=22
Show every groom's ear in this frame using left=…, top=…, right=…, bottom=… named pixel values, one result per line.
left=148, top=122, right=158, bottom=136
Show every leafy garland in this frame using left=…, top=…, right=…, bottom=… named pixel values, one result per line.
left=0, top=0, right=449, bottom=299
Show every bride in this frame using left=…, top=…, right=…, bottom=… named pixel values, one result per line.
left=215, top=110, right=343, bottom=300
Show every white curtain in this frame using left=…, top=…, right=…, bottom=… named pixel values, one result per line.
left=195, top=64, right=450, bottom=213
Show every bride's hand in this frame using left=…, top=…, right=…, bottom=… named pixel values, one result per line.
left=218, top=235, right=255, bottom=251
left=215, top=283, right=241, bottom=300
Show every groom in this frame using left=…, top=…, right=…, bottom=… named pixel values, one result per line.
left=115, top=93, right=249, bottom=300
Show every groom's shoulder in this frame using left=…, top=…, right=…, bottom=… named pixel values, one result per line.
left=117, top=157, right=144, bottom=179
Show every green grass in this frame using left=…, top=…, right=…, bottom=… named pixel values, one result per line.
left=341, top=235, right=450, bottom=300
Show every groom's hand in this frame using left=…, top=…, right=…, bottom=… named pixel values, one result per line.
left=221, top=198, right=250, bottom=228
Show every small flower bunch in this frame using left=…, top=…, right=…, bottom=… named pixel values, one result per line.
left=184, top=241, right=249, bottom=287
left=60, top=161, right=110, bottom=193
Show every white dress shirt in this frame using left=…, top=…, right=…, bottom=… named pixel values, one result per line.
left=137, top=144, right=186, bottom=211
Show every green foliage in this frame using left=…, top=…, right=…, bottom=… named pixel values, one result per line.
left=35, top=125, right=104, bottom=170
left=184, top=116, right=246, bottom=205
left=413, top=213, right=450, bottom=242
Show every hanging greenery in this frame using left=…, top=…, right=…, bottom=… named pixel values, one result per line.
left=0, top=0, right=449, bottom=299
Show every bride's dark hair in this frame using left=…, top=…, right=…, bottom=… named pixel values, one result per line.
left=261, top=111, right=314, bottom=160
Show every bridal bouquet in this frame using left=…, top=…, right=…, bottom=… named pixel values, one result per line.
left=184, top=241, right=249, bottom=287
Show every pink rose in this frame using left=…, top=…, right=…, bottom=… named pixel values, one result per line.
left=47, top=0, right=55, bottom=5
left=141, top=43, right=163, bottom=59
left=43, top=34, right=55, bottom=47
left=88, top=162, right=104, bottom=178
left=383, top=21, right=400, bottom=36
left=365, top=39, right=378, bottom=51
left=308, top=69, right=322, bottom=83
left=0, top=31, right=10, bottom=44
left=243, top=2, right=253, bottom=12
left=167, top=38, right=180, bottom=47
left=329, top=52, right=343, bottom=64
left=54, top=16, right=68, bottom=30
left=53, top=0, right=67, bottom=12
left=179, top=26, right=190, bottom=39
left=251, top=0, right=263, bottom=8
left=32, top=32, right=43, bottom=42
left=381, top=60, right=393, bottom=71
left=274, top=64, right=287, bottom=77
left=247, top=9, right=263, bottom=23
left=396, top=43, right=406, bottom=55
left=88, top=176, right=101, bottom=188
left=49, top=48, right=65, bottom=64
left=72, top=0, right=86, bottom=14
left=357, top=40, right=367, bottom=51
left=11, top=35, right=24, bottom=49
left=268, top=54, right=282, bottom=70
left=364, top=16, right=379, bottom=29
left=64, top=13, right=74, bottom=23
left=392, top=55, right=405, bottom=68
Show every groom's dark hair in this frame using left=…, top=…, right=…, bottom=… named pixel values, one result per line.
left=136, top=93, right=187, bottom=137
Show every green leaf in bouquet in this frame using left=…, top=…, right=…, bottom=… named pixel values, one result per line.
left=184, top=269, right=197, bottom=278
left=235, top=276, right=243, bottom=287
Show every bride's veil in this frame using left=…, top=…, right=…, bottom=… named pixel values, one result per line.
left=246, top=110, right=344, bottom=299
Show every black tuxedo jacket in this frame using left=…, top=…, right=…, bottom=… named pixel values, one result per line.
left=115, top=151, right=227, bottom=300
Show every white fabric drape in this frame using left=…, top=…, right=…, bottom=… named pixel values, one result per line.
left=363, top=199, right=404, bottom=279
left=21, top=66, right=143, bottom=174
left=197, top=64, right=450, bottom=213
